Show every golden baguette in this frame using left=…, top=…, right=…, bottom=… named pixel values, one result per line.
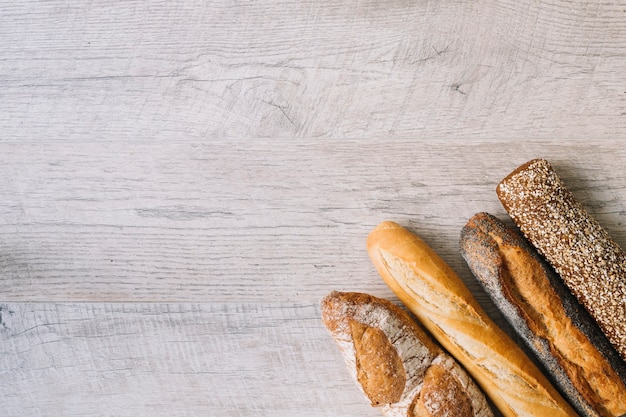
left=367, top=221, right=578, bottom=417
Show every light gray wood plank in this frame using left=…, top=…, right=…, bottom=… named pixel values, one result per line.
left=1, top=1, right=625, bottom=140
left=1, top=140, right=626, bottom=305
left=0, top=302, right=375, bottom=417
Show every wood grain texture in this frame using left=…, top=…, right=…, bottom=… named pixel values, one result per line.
left=1, top=140, right=625, bottom=304
left=0, top=302, right=372, bottom=417
left=1, top=0, right=626, bottom=140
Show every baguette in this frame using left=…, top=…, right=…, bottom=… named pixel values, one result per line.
left=321, top=291, right=494, bottom=417
left=460, top=212, right=626, bottom=417
left=367, top=221, right=578, bottom=417
left=496, top=159, right=626, bottom=362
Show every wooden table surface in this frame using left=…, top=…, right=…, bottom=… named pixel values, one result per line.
left=2, top=1, right=626, bottom=416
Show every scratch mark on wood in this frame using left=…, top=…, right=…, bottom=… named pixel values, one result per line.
left=432, top=45, right=450, bottom=56
left=0, top=305, right=14, bottom=331
left=12, top=322, right=63, bottom=337
left=452, top=83, right=467, bottom=95
left=134, top=206, right=235, bottom=220
left=262, top=99, right=297, bottom=128
left=412, top=45, right=451, bottom=65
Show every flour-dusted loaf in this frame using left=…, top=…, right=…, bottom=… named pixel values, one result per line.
left=496, top=159, right=626, bottom=362
left=321, top=291, right=494, bottom=417
left=460, top=212, right=626, bottom=417
left=367, top=221, right=578, bottom=417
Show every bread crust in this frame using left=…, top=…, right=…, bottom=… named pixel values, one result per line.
left=367, top=221, right=578, bottom=417
left=321, top=291, right=493, bottom=417
left=496, top=159, right=626, bottom=362
left=461, top=212, right=626, bottom=417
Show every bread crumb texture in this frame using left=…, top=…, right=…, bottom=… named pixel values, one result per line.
left=350, top=319, right=405, bottom=405
left=321, top=291, right=494, bottom=417
left=410, top=362, right=473, bottom=417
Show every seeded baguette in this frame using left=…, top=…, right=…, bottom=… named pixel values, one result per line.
left=367, top=221, right=578, bottom=417
left=497, top=159, right=626, bottom=362
left=460, top=212, right=626, bottom=417
left=321, top=291, right=494, bottom=417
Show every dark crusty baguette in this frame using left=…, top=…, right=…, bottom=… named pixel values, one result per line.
left=460, top=212, right=626, bottom=417
left=367, top=221, right=578, bottom=417
left=321, top=291, right=494, bottom=417
left=496, top=158, right=626, bottom=362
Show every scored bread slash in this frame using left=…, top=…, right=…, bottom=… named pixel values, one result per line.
left=460, top=212, right=626, bottom=417
left=496, top=158, right=626, bottom=362
left=367, top=221, right=578, bottom=417
left=321, top=291, right=494, bottom=417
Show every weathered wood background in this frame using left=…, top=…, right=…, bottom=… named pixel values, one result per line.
left=1, top=1, right=626, bottom=416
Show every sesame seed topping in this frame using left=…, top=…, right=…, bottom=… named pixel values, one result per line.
left=497, top=159, right=626, bottom=361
